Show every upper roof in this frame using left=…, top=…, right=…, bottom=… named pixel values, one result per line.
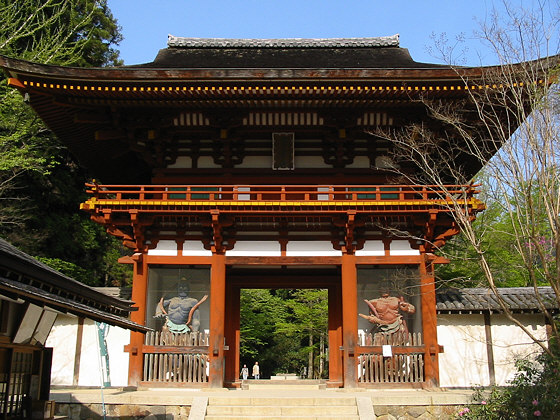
left=139, top=34, right=446, bottom=70
left=0, top=238, right=149, bottom=332
left=167, top=35, right=401, bottom=48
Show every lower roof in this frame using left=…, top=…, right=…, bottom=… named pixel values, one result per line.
left=0, top=239, right=149, bottom=332
left=437, top=287, right=558, bottom=314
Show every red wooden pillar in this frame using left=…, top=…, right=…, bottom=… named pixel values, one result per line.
left=209, top=253, right=226, bottom=388
left=419, top=254, right=439, bottom=387
left=127, top=253, right=147, bottom=386
left=341, top=253, right=358, bottom=388
left=328, top=284, right=343, bottom=387
left=224, top=284, right=240, bottom=387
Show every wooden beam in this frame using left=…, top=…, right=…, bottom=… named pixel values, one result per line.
left=484, top=312, right=496, bottom=386
left=72, top=317, right=84, bottom=387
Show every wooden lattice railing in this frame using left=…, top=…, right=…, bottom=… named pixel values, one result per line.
left=358, top=332, right=425, bottom=383
left=142, top=331, right=209, bottom=384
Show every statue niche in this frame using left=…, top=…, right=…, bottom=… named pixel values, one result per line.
left=359, top=292, right=416, bottom=345
left=154, top=278, right=208, bottom=344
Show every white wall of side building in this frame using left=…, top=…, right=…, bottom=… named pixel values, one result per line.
left=490, top=313, right=547, bottom=386
left=437, top=313, right=548, bottom=388
left=46, top=315, right=131, bottom=387
left=437, top=314, right=490, bottom=387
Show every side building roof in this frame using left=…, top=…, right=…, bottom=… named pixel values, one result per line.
left=436, top=287, right=558, bottom=314
left=0, top=238, right=149, bottom=332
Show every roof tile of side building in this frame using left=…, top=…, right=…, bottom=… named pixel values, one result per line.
left=0, top=238, right=148, bottom=331
left=436, top=287, right=558, bottom=313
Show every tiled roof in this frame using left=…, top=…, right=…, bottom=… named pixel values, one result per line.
left=436, top=287, right=558, bottom=313
left=0, top=238, right=148, bottom=332
left=167, top=35, right=400, bottom=49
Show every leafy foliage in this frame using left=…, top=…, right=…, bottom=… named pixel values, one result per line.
left=0, top=0, right=130, bottom=285
left=240, top=288, right=329, bottom=378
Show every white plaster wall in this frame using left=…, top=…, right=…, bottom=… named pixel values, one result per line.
left=166, top=156, right=191, bottom=168
left=356, top=241, right=384, bottom=256
left=294, top=156, right=330, bottom=168
left=345, top=156, right=370, bottom=169
left=226, top=241, right=281, bottom=256
left=182, top=240, right=212, bottom=256
left=77, top=319, right=130, bottom=387
left=438, top=313, right=549, bottom=388
left=286, top=241, right=342, bottom=256
left=390, top=240, right=420, bottom=256
left=47, top=316, right=130, bottom=387
left=237, top=155, right=273, bottom=168
left=437, top=314, right=490, bottom=387
left=197, top=156, right=222, bottom=168
left=46, top=315, right=78, bottom=385
left=147, top=240, right=178, bottom=256
left=490, top=313, right=547, bottom=386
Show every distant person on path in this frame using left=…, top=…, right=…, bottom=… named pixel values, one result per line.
left=241, top=364, right=249, bottom=380
left=252, top=362, right=260, bottom=379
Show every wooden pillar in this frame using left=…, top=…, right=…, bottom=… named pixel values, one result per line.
left=72, top=317, right=84, bottom=386
left=341, top=253, right=358, bottom=388
left=224, top=284, right=240, bottom=387
left=128, top=253, right=147, bottom=387
left=209, top=253, right=226, bottom=388
left=419, top=255, right=439, bottom=387
left=328, top=284, right=343, bottom=387
left=484, top=312, right=496, bottom=386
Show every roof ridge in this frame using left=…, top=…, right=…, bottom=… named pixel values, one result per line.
left=167, top=35, right=400, bottom=49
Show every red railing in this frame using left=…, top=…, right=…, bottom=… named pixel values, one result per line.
left=85, top=183, right=479, bottom=203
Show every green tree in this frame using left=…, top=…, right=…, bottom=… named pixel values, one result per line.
left=240, top=289, right=289, bottom=377
left=0, top=0, right=129, bottom=285
left=275, top=289, right=329, bottom=378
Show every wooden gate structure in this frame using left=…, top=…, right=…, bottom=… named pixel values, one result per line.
left=0, top=35, right=538, bottom=388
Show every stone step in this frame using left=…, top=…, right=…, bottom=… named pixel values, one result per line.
left=208, top=396, right=357, bottom=406
left=205, top=416, right=360, bottom=420
left=205, top=396, right=361, bottom=420
left=242, top=380, right=327, bottom=390
left=206, top=404, right=358, bottom=416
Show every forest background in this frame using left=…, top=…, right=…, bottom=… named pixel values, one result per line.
left=0, top=0, right=558, bottom=388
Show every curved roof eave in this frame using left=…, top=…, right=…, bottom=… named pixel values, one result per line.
left=0, top=54, right=490, bottom=83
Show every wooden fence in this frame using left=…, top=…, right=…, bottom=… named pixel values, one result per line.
left=358, top=332, right=424, bottom=384
left=142, top=331, right=209, bottom=384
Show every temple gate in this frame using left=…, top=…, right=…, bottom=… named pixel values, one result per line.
left=2, top=34, right=532, bottom=388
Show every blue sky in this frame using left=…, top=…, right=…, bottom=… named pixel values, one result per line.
left=106, top=0, right=539, bottom=66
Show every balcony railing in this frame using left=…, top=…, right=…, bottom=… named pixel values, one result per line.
left=84, top=183, right=480, bottom=205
